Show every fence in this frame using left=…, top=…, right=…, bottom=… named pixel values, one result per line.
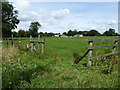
left=3, top=35, right=45, bottom=53
left=75, top=39, right=120, bottom=66
left=3, top=35, right=21, bottom=48
left=29, top=35, right=45, bottom=53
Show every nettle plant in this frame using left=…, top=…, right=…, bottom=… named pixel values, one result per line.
left=73, top=52, right=82, bottom=64
left=96, top=49, right=118, bottom=74
left=73, top=49, right=118, bottom=74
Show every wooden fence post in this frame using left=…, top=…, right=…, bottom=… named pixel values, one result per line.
left=112, top=40, right=118, bottom=53
left=6, top=38, right=8, bottom=48
left=30, top=35, right=34, bottom=50
left=38, top=35, right=40, bottom=52
left=41, top=38, right=45, bottom=54
left=12, top=34, right=14, bottom=47
left=88, top=41, right=93, bottom=66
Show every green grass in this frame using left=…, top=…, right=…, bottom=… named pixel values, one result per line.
left=2, top=36, right=119, bottom=88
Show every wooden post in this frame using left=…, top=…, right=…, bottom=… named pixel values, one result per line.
left=112, top=40, right=118, bottom=53
left=6, top=38, right=8, bottom=48
left=30, top=35, right=34, bottom=50
left=30, top=35, right=32, bottom=40
left=88, top=41, right=93, bottom=66
left=41, top=38, right=45, bottom=54
left=12, top=34, right=14, bottom=47
left=38, top=35, right=40, bottom=52
left=95, top=51, right=99, bottom=66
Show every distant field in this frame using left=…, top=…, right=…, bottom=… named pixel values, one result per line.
left=2, top=36, right=119, bottom=88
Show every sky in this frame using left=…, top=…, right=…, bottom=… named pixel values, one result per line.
left=9, top=0, right=118, bottom=34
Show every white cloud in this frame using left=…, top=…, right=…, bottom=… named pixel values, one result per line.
left=11, top=2, right=117, bottom=33
left=19, top=11, right=40, bottom=22
left=51, top=9, right=70, bottom=19
left=108, top=20, right=117, bottom=25
left=13, top=0, right=30, bottom=10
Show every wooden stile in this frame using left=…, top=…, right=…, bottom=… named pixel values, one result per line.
left=29, top=35, right=45, bottom=53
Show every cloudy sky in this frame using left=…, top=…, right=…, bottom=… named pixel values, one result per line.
left=10, top=0, right=118, bottom=34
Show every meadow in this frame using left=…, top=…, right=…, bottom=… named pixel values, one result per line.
left=2, top=36, right=119, bottom=88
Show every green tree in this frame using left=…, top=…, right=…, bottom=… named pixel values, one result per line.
left=77, top=31, right=83, bottom=34
left=102, top=28, right=117, bottom=36
left=67, top=30, right=73, bottom=36
left=63, top=32, right=67, bottom=36
left=12, top=31, right=18, bottom=37
left=82, top=31, right=89, bottom=36
left=25, top=31, right=30, bottom=37
left=88, top=30, right=101, bottom=36
left=38, top=32, right=44, bottom=37
left=72, top=29, right=77, bottom=36
left=29, top=22, right=41, bottom=37
left=18, top=30, right=25, bottom=37
left=2, top=1, right=19, bottom=37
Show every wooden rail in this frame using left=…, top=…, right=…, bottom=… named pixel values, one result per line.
left=87, top=45, right=119, bottom=50
left=74, top=49, right=90, bottom=64
left=86, top=39, right=118, bottom=42
left=91, top=51, right=120, bottom=60
left=29, top=40, right=44, bottom=44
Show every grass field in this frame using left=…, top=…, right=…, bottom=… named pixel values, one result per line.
left=2, top=36, right=119, bottom=88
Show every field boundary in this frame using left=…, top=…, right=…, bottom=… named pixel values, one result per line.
left=3, top=35, right=45, bottom=53
left=75, top=39, right=119, bottom=66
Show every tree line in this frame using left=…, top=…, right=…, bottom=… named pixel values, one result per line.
left=12, top=28, right=119, bottom=37
left=63, top=28, right=119, bottom=36
left=1, top=1, right=119, bottom=38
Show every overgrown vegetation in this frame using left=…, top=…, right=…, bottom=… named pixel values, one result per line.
left=2, top=37, right=119, bottom=88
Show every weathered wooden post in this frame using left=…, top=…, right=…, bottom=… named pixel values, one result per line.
left=6, top=38, right=8, bottom=48
left=12, top=34, right=14, bottom=47
left=88, top=40, right=93, bottom=66
left=30, top=35, right=34, bottom=50
left=38, top=35, right=40, bottom=52
left=112, top=40, right=118, bottom=53
left=41, top=38, right=45, bottom=54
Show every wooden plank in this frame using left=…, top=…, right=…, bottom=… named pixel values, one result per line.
left=91, top=51, right=120, bottom=60
left=30, top=40, right=44, bottom=43
left=86, top=39, right=118, bottom=41
left=8, top=39, right=19, bottom=40
left=87, top=45, right=119, bottom=50
left=74, top=49, right=90, bottom=64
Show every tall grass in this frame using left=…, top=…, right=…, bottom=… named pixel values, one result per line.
left=2, top=36, right=119, bottom=88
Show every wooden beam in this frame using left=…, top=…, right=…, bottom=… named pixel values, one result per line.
left=87, top=45, right=119, bottom=50
left=88, top=39, right=118, bottom=41
left=30, top=40, right=44, bottom=43
left=74, top=50, right=90, bottom=64
left=91, top=51, right=120, bottom=60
